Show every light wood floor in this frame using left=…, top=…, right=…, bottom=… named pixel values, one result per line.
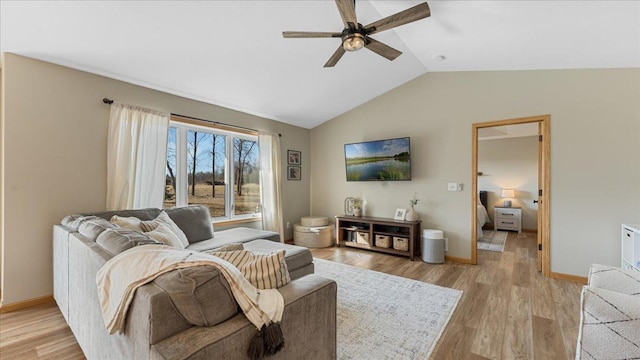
left=0, top=231, right=582, bottom=359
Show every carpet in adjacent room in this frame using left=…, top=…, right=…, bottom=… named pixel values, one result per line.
left=477, top=230, right=508, bottom=252
left=314, top=258, right=462, bottom=360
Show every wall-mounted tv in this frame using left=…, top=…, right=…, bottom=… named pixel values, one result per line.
left=344, top=137, right=411, bottom=181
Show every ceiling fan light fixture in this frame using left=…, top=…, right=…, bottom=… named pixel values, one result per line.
left=342, top=33, right=365, bottom=51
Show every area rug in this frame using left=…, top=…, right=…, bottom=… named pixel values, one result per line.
left=477, top=230, right=508, bottom=252
left=314, top=258, right=462, bottom=360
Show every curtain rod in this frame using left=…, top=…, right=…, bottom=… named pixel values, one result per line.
left=102, top=98, right=281, bottom=137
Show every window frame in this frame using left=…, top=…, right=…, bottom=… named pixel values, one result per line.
left=168, top=116, right=262, bottom=223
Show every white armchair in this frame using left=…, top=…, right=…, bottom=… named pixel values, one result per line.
left=576, top=264, right=640, bottom=359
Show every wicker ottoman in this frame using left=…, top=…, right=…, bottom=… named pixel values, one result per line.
left=293, top=216, right=334, bottom=248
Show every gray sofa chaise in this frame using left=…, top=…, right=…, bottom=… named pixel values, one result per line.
left=53, top=205, right=337, bottom=360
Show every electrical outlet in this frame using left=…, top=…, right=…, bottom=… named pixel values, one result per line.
left=286, top=222, right=291, bottom=229
left=447, top=183, right=457, bottom=191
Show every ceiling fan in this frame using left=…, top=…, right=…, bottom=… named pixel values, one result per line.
left=283, top=0, right=430, bottom=67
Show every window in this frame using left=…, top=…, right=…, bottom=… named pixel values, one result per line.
left=164, top=119, right=261, bottom=221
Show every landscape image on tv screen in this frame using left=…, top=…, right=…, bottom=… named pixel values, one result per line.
left=344, top=137, right=411, bottom=181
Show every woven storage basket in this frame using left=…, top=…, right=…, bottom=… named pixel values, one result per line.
left=356, top=231, right=370, bottom=245
left=293, top=223, right=334, bottom=248
left=393, top=236, right=409, bottom=251
left=375, top=234, right=392, bottom=248
left=300, top=216, right=329, bottom=227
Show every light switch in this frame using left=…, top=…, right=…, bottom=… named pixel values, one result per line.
left=448, top=183, right=457, bottom=191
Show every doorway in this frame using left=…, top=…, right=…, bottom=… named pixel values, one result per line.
left=471, top=115, right=550, bottom=276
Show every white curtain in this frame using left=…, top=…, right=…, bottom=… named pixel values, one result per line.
left=106, top=103, right=170, bottom=210
left=258, top=132, right=284, bottom=241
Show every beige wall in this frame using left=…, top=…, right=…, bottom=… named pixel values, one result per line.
left=311, top=68, right=640, bottom=277
left=0, top=53, right=310, bottom=305
left=478, top=136, right=538, bottom=230
left=0, top=66, right=4, bottom=302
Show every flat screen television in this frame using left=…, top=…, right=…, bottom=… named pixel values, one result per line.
left=344, top=137, right=411, bottom=181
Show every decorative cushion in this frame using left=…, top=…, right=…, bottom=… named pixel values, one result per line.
left=78, top=217, right=118, bottom=240
left=152, top=266, right=238, bottom=327
left=150, top=211, right=190, bottom=248
left=145, top=224, right=184, bottom=248
left=95, top=228, right=161, bottom=256
left=111, top=211, right=189, bottom=249
left=243, top=240, right=312, bottom=275
left=90, top=208, right=161, bottom=222
left=110, top=215, right=144, bottom=232
left=208, top=249, right=290, bottom=289
left=62, top=214, right=99, bottom=231
left=165, top=205, right=214, bottom=243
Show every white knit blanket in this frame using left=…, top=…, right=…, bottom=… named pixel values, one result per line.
left=96, top=245, right=284, bottom=334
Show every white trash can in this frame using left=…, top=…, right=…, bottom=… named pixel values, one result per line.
left=422, top=229, right=445, bottom=264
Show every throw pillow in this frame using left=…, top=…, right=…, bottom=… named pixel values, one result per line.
left=145, top=224, right=184, bottom=248
left=62, top=214, right=99, bottom=231
left=153, top=211, right=190, bottom=248
left=110, top=211, right=190, bottom=249
left=165, top=205, right=215, bottom=243
left=209, top=249, right=290, bottom=289
left=96, top=228, right=161, bottom=256
left=110, top=215, right=144, bottom=232
left=78, top=217, right=118, bottom=240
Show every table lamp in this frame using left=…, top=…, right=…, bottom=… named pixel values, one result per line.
left=501, top=189, right=515, bottom=207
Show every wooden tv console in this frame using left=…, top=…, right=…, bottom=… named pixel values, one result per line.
left=335, top=215, right=421, bottom=260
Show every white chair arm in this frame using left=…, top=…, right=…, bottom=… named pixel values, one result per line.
left=588, top=264, right=640, bottom=296
left=576, top=286, right=640, bottom=359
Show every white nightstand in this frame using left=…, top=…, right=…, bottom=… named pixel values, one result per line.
left=494, top=207, right=522, bottom=233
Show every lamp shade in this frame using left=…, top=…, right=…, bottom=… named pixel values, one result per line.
left=501, top=189, right=515, bottom=198
left=343, top=33, right=365, bottom=51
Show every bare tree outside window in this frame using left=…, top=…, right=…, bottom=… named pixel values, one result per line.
left=164, top=127, right=177, bottom=208
left=163, top=122, right=260, bottom=220
left=234, top=138, right=260, bottom=215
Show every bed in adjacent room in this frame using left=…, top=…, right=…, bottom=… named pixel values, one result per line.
left=477, top=191, right=491, bottom=239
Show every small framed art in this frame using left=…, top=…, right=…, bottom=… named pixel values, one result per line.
left=288, top=166, right=301, bottom=180
left=394, top=208, right=407, bottom=220
left=288, top=150, right=301, bottom=165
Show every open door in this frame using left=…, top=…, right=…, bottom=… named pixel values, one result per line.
left=472, top=115, right=550, bottom=276
left=539, top=118, right=550, bottom=276
left=537, top=123, right=543, bottom=272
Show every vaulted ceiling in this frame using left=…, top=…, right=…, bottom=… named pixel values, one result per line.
left=2, top=1, right=639, bottom=128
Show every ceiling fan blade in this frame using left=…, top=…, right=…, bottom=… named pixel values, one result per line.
left=335, top=0, right=358, bottom=28
left=365, top=2, right=430, bottom=35
left=364, top=37, right=402, bottom=61
left=324, top=45, right=346, bottom=67
left=283, top=31, right=341, bottom=38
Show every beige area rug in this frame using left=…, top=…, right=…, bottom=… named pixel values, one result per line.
left=314, top=258, right=462, bottom=360
left=477, top=230, right=508, bottom=252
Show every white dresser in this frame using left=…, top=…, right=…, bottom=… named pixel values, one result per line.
left=622, top=224, right=640, bottom=271
left=494, top=207, right=522, bottom=233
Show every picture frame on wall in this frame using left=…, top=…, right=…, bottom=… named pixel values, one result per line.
left=394, top=208, right=407, bottom=221
left=288, top=166, right=301, bottom=180
left=288, top=150, right=301, bottom=165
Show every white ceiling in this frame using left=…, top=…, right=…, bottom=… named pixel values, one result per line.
left=2, top=1, right=639, bottom=129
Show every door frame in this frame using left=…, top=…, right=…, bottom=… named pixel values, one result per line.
left=471, top=114, right=551, bottom=277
